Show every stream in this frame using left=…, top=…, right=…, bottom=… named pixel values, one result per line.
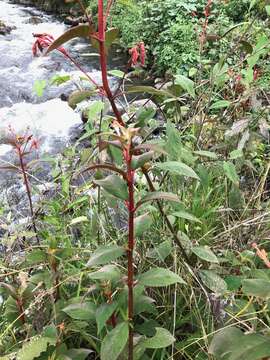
left=0, top=0, right=123, bottom=223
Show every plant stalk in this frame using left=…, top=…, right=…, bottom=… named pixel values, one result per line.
left=18, top=147, right=39, bottom=244
left=97, top=0, right=125, bottom=126
left=126, top=147, right=134, bottom=360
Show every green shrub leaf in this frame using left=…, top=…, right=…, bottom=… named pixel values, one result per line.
left=87, top=245, right=125, bottom=267
left=62, top=302, right=96, bottom=321
left=155, top=161, right=199, bottom=180
left=100, top=322, right=129, bottom=360
left=144, top=327, right=175, bottom=349
left=138, top=267, right=186, bottom=287
left=94, top=174, right=128, bottom=200
left=242, top=279, right=270, bottom=298
left=134, top=213, right=153, bottom=237
left=192, top=246, right=219, bottom=263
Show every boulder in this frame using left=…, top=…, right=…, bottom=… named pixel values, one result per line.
left=0, top=20, right=15, bottom=35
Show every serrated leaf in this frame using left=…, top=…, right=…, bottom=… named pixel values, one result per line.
left=89, top=265, right=121, bottom=281
left=88, top=101, right=104, bottom=119
left=96, top=302, right=118, bottom=334
left=136, top=191, right=180, bottom=208
left=200, top=270, right=227, bottom=294
left=46, top=24, right=95, bottom=54
left=100, top=322, right=129, bottom=360
left=223, top=161, right=239, bottom=185
left=17, top=336, right=56, bottom=360
left=192, top=246, right=219, bottom=263
left=87, top=245, right=125, bottom=267
left=134, top=213, right=153, bottom=237
left=155, top=161, right=199, bottom=180
left=62, top=302, right=96, bottom=321
left=138, top=267, right=186, bottom=287
left=94, top=174, right=128, bottom=200
left=144, top=328, right=175, bottom=349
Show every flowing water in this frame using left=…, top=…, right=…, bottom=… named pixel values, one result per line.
left=0, top=0, right=123, bottom=220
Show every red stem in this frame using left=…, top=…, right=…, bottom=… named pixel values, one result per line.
left=17, top=147, right=39, bottom=244
left=98, top=0, right=125, bottom=126
left=126, top=147, right=134, bottom=360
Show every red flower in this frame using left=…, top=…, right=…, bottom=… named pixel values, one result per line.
left=139, top=42, right=145, bottom=66
left=129, top=46, right=139, bottom=66
left=32, top=33, right=68, bottom=57
left=129, top=42, right=146, bottom=67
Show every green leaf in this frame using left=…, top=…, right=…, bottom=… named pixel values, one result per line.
left=92, top=28, right=119, bottom=52
left=223, top=161, right=239, bottom=185
left=209, top=327, right=270, bottom=360
left=134, top=213, right=153, bottom=237
left=62, top=302, right=96, bottom=321
left=68, top=90, right=96, bottom=109
left=136, top=191, right=180, bottom=208
left=131, top=151, right=154, bottom=170
left=126, top=85, right=174, bottom=98
left=88, top=101, right=104, bottom=119
left=33, top=80, right=47, bottom=97
left=266, top=5, right=270, bottom=15
left=100, top=322, right=129, bottom=360
left=96, top=302, right=118, bottom=334
left=138, top=267, right=186, bottom=287
left=59, top=349, right=93, bottom=360
left=50, top=74, right=71, bottom=86
left=94, top=174, right=128, bottom=200
left=194, top=150, right=218, bottom=159
left=174, top=74, right=195, bottom=98
left=200, top=270, right=227, bottom=294
left=173, top=210, right=201, bottom=223
left=230, top=149, right=243, bottom=160
left=146, top=240, right=172, bottom=261
left=210, top=100, right=231, bottom=110
left=242, top=279, right=270, bottom=298
left=17, top=336, right=56, bottom=360
left=46, top=24, right=95, bottom=54
left=87, top=245, right=125, bottom=267
left=26, top=250, right=47, bottom=265
left=136, top=107, right=156, bottom=125
left=108, top=70, right=125, bottom=78
left=144, top=328, right=175, bottom=349
left=192, top=246, right=219, bottom=263
left=155, top=161, right=199, bottom=180
left=89, top=265, right=121, bottom=281
left=69, top=216, right=88, bottom=226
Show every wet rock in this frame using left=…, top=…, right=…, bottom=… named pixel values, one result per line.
left=0, top=20, right=15, bottom=35
left=64, top=15, right=87, bottom=27
left=25, top=16, right=43, bottom=24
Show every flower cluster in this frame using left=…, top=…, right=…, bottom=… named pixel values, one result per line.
left=32, top=33, right=68, bottom=57
left=129, top=42, right=146, bottom=67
